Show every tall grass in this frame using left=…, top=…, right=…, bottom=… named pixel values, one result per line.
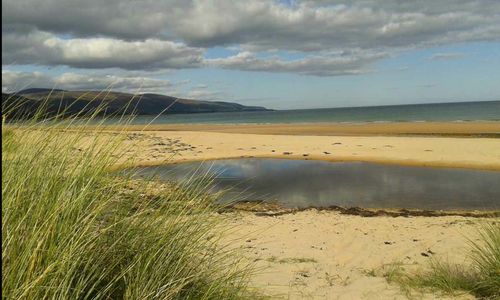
left=2, top=103, right=259, bottom=299
left=386, top=224, right=499, bottom=299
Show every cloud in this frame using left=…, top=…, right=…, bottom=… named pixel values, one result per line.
left=208, top=50, right=386, bottom=76
left=194, top=84, right=209, bottom=89
left=2, top=0, right=500, bottom=76
left=427, top=52, right=465, bottom=61
left=2, top=70, right=226, bottom=100
left=1, top=70, right=176, bottom=94
left=177, top=79, right=192, bottom=85
left=185, top=89, right=226, bottom=101
left=1, top=71, right=55, bottom=92
left=1, top=0, right=183, bottom=40
left=183, top=83, right=227, bottom=101
left=4, top=0, right=499, bottom=51
left=2, top=30, right=204, bottom=70
left=418, top=83, right=438, bottom=88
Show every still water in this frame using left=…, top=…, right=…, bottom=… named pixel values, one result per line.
left=130, top=159, right=500, bottom=211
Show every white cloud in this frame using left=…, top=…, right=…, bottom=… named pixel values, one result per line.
left=1, top=71, right=55, bottom=92
left=185, top=89, right=225, bottom=101
left=2, top=30, right=204, bottom=70
left=2, top=0, right=500, bottom=76
left=2, top=70, right=176, bottom=94
left=428, top=52, right=465, bottom=61
left=2, top=70, right=227, bottom=101
left=194, top=84, right=209, bottom=89
left=208, top=50, right=386, bottom=76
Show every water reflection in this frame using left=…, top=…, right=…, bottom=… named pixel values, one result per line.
left=131, top=159, right=500, bottom=210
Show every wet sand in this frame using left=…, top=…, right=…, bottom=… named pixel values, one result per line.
left=112, top=121, right=500, bottom=137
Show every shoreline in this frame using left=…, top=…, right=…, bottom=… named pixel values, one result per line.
left=93, top=124, right=499, bottom=298
left=117, top=128, right=500, bottom=171
left=113, top=126, right=500, bottom=215
left=128, top=153, right=500, bottom=172
left=222, top=201, right=500, bottom=218
left=107, top=121, right=500, bottom=137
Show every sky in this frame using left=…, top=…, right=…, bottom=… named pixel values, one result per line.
left=2, top=0, right=500, bottom=109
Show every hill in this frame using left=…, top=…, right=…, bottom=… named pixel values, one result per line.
left=2, top=89, right=269, bottom=119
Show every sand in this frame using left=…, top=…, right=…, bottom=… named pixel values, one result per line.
left=225, top=210, right=483, bottom=299
left=112, top=121, right=500, bottom=137
left=115, top=123, right=499, bottom=299
left=120, top=128, right=500, bottom=170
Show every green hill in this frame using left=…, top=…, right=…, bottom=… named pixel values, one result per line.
left=2, top=89, right=269, bottom=119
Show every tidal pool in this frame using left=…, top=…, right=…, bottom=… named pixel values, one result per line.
left=129, top=159, right=500, bottom=211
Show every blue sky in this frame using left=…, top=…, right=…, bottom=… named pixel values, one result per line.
left=170, top=41, right=500, bottom=109
left=3, top=0, right=500, bottom=109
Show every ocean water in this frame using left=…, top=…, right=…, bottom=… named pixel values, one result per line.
left=120, top=100, right=500, bottom=125
left=128, top=159, right=500, bottom=210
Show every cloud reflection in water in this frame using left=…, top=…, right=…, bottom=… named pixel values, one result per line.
left=132, top=159, right=500, bottom=210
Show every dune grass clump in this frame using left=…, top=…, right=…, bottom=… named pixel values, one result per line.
left=386, top=224, right=499, bottom=299
left=2, top=105, right=259, bottom=299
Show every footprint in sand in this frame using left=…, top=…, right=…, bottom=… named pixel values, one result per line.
left=283, top=152, right=293, bottom=155
left=323, top=151, right=331, bottom=155
left=332, top=142, right=342, bottom=145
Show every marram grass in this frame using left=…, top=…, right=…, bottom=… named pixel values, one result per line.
left=385, top=224, right=499, bottom=299
left=2, top=106, right=260, bottom=299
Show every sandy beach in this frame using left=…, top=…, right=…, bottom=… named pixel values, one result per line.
left=118, top=122, right=500, bottom=170
left=225, top=210, right=484, bottom=299
left=5, top=1, right=500, bottom=299
left=114, top=122, right=499, bottom=299
left=115, top=121, right=500, bottom=137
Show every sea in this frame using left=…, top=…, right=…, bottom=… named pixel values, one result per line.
left=112, top=100, right=500, bottom=125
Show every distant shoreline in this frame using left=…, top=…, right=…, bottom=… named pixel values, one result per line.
left=99, top=100, right=500, bottom=125
left=106, top=121, right=500, bottom=137
left=276, top=99, right=500, bottom=111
